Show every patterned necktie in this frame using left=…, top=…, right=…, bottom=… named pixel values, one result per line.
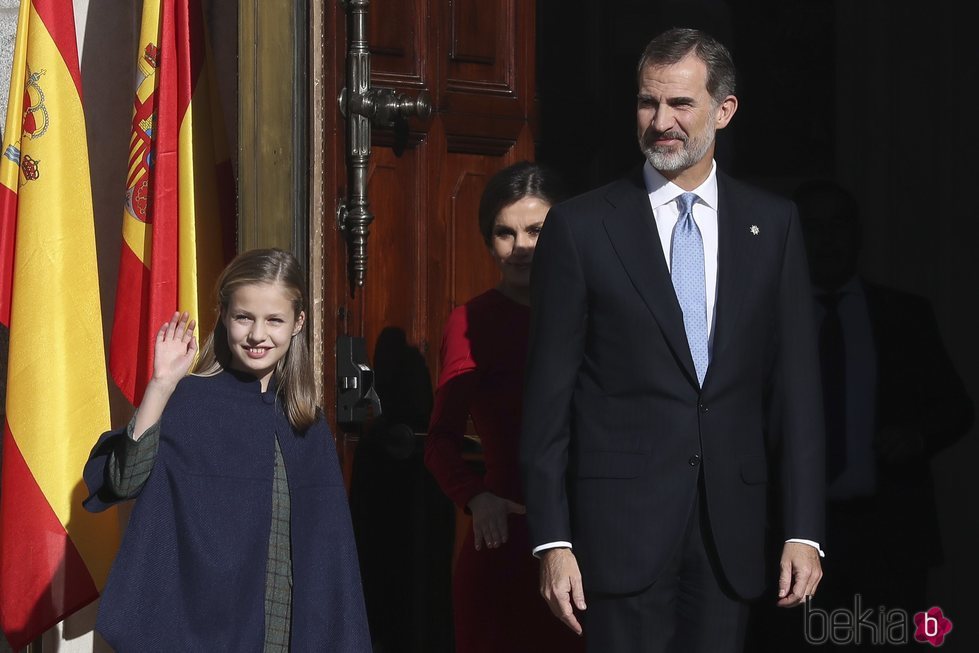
left=671, top=192, right=709, bottom=386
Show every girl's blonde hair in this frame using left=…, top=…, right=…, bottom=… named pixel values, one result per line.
left=194, top=248, right=318, bottom=431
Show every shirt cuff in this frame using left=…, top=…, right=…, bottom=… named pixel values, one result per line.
left=532, top=541, right=573, bottom=558
left=126, top=414, right=161, bottom=444
left=786, top=538, right=825, bottom=557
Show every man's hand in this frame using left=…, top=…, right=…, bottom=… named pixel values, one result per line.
left=466, top=492, right=525, bottom=551
left=539, top=548, right=586, bottom=635
left=777, top=542, right=823, bottom=607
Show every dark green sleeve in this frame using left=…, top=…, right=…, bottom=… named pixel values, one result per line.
left=106, top=417, right=161, bottom=498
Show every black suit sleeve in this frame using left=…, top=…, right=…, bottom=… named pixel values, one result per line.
left=903, top=299, right=971, bottom=456
left=520, top=206, right=588, bottom=549
left=771, top=207, right=826, bottom=544
left=872, top=290, right=974, bottom=460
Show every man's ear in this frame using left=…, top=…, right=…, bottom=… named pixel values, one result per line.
left=715, top=95, right=738, bottom=130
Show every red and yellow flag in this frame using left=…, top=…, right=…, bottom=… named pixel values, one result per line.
left=109, top=0, right=235, bottom=405
left=0, top=1, right=118, bottom=648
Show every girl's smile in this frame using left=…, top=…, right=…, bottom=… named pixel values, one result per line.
left=223, top=282, right=304, bottom=390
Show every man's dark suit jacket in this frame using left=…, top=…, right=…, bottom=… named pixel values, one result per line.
left=520, top=167, right=825, bottom=600
left=859, top=283, right=972, bottom=563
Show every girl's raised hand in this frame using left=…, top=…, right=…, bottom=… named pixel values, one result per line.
left=152, top=311, right=198, bottom=389
left=132, top=312, right=197, bottom=440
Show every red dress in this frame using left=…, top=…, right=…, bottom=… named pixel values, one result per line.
left=424, top=289, right=585, bottom=653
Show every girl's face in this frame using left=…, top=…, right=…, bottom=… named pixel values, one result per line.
left=222, top=282, right=305, bottom=391
left=489, top=196, right=551, bottom=291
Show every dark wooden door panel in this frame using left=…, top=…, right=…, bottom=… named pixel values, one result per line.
left=441, top=2, right=533, bottom=144
left=331, top=0, right=536, bottom=379
left=370, top=0, right=427, bottom=87
left=363, top=146, right=429, bottom=352
left=442, top=160, right=496, bottom=307
left=442, top=0, right=530, bottom=111
left=448, top=0, right=500, bottom=67
left=319, top=2, right=536, bottom=651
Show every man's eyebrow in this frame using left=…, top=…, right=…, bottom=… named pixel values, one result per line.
left=637, top=94, right=697, bottom=104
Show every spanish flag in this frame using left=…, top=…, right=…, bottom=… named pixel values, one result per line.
left=0, top=1, right=118, bottom=648
left=109, top=0, right=235, bottom=406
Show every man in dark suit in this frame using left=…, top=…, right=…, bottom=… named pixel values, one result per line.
left=520, top=28, right=825, bottom=652
left=768, top=180, right=972, bottom=650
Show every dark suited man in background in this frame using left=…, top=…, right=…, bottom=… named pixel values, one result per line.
left=521, top=28, right=825, bottom=653
left=753, top=179, right=974, bottom=650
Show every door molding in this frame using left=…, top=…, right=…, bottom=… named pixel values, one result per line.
left=237, top=0, right=308, bottom=255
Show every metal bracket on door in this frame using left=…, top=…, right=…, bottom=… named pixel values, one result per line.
left=337, top=0, right=431, bottom=291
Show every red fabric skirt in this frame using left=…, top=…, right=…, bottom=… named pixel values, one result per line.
left=452, top=514, right=587, bottom=653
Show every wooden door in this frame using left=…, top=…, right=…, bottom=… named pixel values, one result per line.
left=320, top=0, right=536, bottom=415
left=312, top=2, right=537, bottom=650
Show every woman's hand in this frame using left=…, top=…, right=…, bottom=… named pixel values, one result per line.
left=151, top=311, right=198, bottom=390
left=466, top=491, right=526, bottom=551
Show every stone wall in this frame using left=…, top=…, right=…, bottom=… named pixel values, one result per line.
left=0, top=0, right=19, bottom=141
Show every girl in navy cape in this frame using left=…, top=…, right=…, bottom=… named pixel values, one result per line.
left=84, top=248, right=372, bottom=652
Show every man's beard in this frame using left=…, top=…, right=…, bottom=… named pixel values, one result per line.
left=640, top=123, right=715, bottom=172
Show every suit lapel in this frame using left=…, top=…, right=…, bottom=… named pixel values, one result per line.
left=602, top=170, right=699, bottom=387
left=711, top=173, right=759, bottom=367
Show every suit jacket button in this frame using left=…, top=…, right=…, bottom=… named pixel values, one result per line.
left=688, top=453, right=701, bottom=466
left=699, top=403, right=709, bottom=413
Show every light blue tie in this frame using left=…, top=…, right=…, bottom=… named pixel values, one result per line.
left=671, top=192, right=709, bottom=386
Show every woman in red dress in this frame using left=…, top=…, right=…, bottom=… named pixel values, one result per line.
left=424, top=162, right=584, bottom=652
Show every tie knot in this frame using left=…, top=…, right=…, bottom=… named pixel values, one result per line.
left=676, top=192, right=698, bottom=218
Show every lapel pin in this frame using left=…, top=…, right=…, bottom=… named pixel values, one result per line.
left=749, top=225, right=760, bottom=236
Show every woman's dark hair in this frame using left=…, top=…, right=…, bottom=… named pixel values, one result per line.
left=477, top=161, right=569, bottom=246
left=193, top=248, right=318, bottom=432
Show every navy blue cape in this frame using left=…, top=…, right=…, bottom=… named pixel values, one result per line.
left=84, top=370, right=372, bottom=652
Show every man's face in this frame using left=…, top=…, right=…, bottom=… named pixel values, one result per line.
left=800, top=205, right=861, bottom=291
left=636, top=54, right=734, bottom=176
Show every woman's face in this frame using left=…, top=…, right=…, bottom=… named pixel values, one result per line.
left=488, top=196, right=551, bottom=291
